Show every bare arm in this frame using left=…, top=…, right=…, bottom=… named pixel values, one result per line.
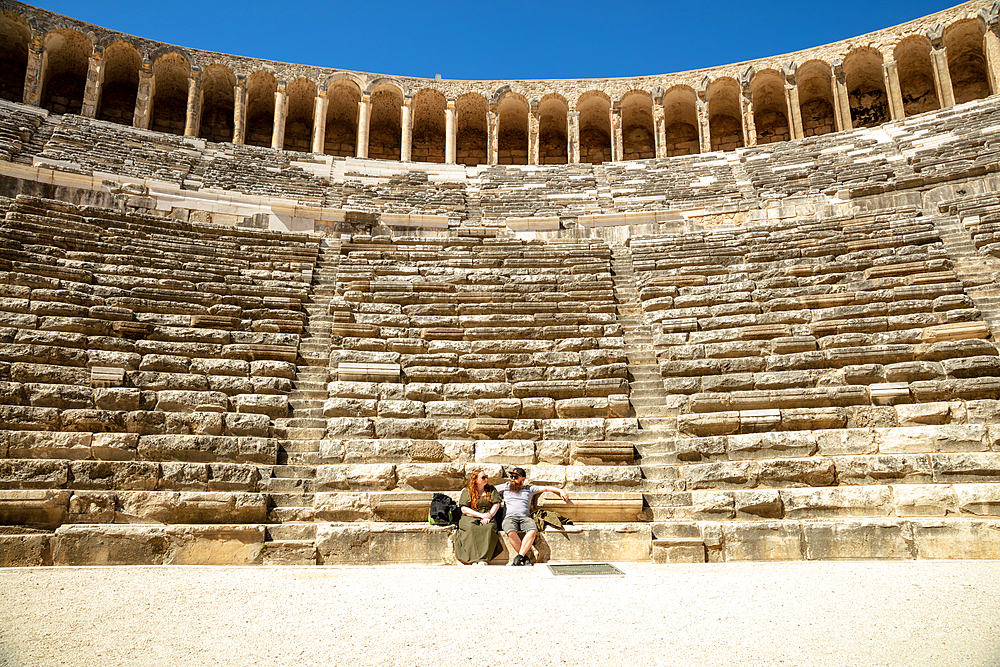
left=537, top=485, right=569, bottom=502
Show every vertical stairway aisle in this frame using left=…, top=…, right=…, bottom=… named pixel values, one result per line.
left=264, top=242, right=340, bottom=535
left=610, top=244, right=678, bottom=491
left=930, top=214, right=1000, bottom=338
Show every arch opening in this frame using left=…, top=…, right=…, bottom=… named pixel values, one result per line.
left=797, top=60, right=836, bottom=137
left=945, top=19, right=991, bottom=104
left=621, top=91, right=654, bottom=160
left=706, top=78, right=743, bottom=152
left=368, top=84, right=402, bottom=161
left=0, top=13, right=29, bottom=102
left=96, top=40, right=140, bottom=125
left=498, top=93, right=528, bottom=165
left=324, top=80, right=359, bottom=157
left=577, top=91, right=611, bottom=164
left=150, top=52, right=190, bottom=135
left=539, top=95, right=567, bottom=165
left=663, top=86, right=699, bottom=157
left=198, top=64, right=235, bottom=143
left=845, top=48, right=889, bottom=128
left=245, top=71, right=276, bottom=148
left=456, top=92, right=487, bottom=166
left=284, top=77, right=315, bottom=152
left=751, top=70, right=790, bottom=144
left=412, top=88, right=446, bottom=163
left=895, top=36, right=939, bottom=117
left=41, top=29, right=89, bottom=115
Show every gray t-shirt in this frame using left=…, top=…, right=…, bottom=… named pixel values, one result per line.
left=495, top=482, right=540, bottom=516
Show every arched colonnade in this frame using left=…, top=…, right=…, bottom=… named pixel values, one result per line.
left=2, top=7, right=1000, bottom=165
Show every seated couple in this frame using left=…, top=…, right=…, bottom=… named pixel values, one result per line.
left=455, top=467, right=569, bottom=566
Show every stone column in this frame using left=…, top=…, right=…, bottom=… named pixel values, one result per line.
left=652, top=89, right=667, bottom=158
left=610, top=101, right=623, bottom=161
left=311, top=92, right=328, bottom=154
left=832, top=59, right=852, bottom=132
left=740, top=81, right=756, bottom=147
left=487, top=103, right=498, bottom=164
left=567, top=101, right=580, bottom=163
left=528, top=99, right=540, bottom=165
left=696, top=90, right=711, bottom=153
left=184, top=67, right=202, bottom=137
left=133, top=59, right=153, bottom=130
left=271, top=83, right=287, bottom=150
left=783, top=64, right=804, bottom=140
left=23, top=35, right=44, bottom=106
left=445, top=98, right=457, bottom=164
left=356, top=93, right=370, bottom=158
left=233, top=76, right=247, bottom=144
left=882, top=60, right=905, bottom=121
left=400, top=95, right=412, bottom=161
left=927, top=26, right=957, bottom=108
left=81, top=47, right=104, bottom=118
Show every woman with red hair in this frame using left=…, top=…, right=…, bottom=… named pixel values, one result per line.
left=455, top=469, right=503, bottom=565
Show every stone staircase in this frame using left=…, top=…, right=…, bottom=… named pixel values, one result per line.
left=267, top=243, right=340, bottom=523
left=930, top=213, right=1000, bottom=338
left=610, top=244, right=676, bottom=490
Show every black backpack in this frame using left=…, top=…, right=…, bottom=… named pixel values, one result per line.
left=428, top=493, right=459, bottom=526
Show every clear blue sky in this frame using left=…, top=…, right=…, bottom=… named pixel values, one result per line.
left=33, top=1, right=962, bottom=80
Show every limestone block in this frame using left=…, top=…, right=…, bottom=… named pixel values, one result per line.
left=375, top=418, right=436, bottom=440
left=164, top=524, right=265, bottom=565
left=233, top=394, right=287, bottom=418
left=424, top=401, right=473, bottom=419
left=316, top=464, right=395, bottom=491
left=891, top=484, right=958, bottom=517
left=434, top=419, right=474, bottom=440
left=0, top=489, right=69, bottom=526
left=371, top=491, right=439, bottom=521
left=318, top=440, right=345, bottom=463
left=71, top=460, right=161, bottom=491
left=652, top=539, right=706, bottom=564
left=260, top=542, right=318, bottom=566
left=474, top=439, right=534, bottom=464
left=53, top=524, right=167, bottom=566
left=313, top=494, right=375, bottom=522
left=250, top=360, right=297, bottom=379
left=722, top=521, right=804, bottom=561
left=26, top=383, right=93, bottom=409
left=677, top=412, right=740, bottom=437
left=224, top=412, right=270, bottom=437
left=537, top=492, right=645, bottom=522
left=88, top=432, right=138, bottom=461
left=0, top=405, right=61, bottom=430
left=540, top=523, right=651, bottom=563
left=781, top=486, right=893, bottom=519
left=472, top=398, right=520, bottom=419
left=536, top=440, right=570, bottom=465
left=836, top=454, right=932, bottom=485
left=931, top=452, right=1000, bottom=483
left=378, top=400, right=425, bottom=418
left=570, top=441, right=635, bottom=464
left=876, top=425, right=986, bottom=454
left=733, top=489, right=783, bottom=519
left=315, top=523, right=372, bottom=562
left=523, top=465, right=567, bottom=487
left=326, top=417, right=375, bottom=439
left=815, top=428, right=876, bottom=456
left=564, top=465, right=642, bottom=491
left=884, top=361, right=943, bottom=382
left=758, top=457, right=835, bottom=487
left=921, top=338, right=997, bottom=361
left=159, top=462, right=209, bottom=490
left=684, top=460, right=758, bottom=490
left=140, top=354, right=191, bottom=373
left=191, top=358, right=249, bottom=377
left=911, top=519, right=1000, bottom=559
left=943, top=355, right=1000, bottom=378
left=403, top=382, right=444, bottom=402
left=954, top=483, right=1000, bottom=515
left=170, top=492, right=266, bottom=523
left=0, top=534, right=53, bottom=567
left=520, top=397, right=556, bottom=419
left=554, top=397, right=608, bottom=418
left=94, top=388, right=142, bottom=411
left=61, top=409, right=124, bottom=433
left=0, top=459, right=69, bottom=489
left=689, top=490, right=735, bottom=519
left=542, top=418, right=604, bottom=441
left=727, top=431, right=818, bottom=460
left=67, top=491, right=116, bottom=523
left=207, top=463, right=259, bottom=492
left=154, top=390, right=229, bottom=413
left=445, top=382, right=510, bottom=400
left=327, top=381, right=379, bottom=399
left=369, top=524, right=454, bottom=565
left=323, top=398, right=377, bottom=418
left=395, top=462, right=466, bottom=491
left=6, top=431, right=92, bottom=459
left=803, top=519, right=915, bottom=560
left=138, top=434, right=239, bottom=463
left=895, top=402, right=957, bottom=426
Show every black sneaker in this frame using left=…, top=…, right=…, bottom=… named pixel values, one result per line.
left=513, top=555, right=526, bottom=566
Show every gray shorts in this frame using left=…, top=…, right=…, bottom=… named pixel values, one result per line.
left=502, top=514, right=538, bottom=533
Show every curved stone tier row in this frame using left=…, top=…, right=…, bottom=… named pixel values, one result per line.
left=0, top=1, right=998, bottom=167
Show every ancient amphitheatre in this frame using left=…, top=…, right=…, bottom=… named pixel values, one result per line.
left=1, top=0, right=1000, bottom=570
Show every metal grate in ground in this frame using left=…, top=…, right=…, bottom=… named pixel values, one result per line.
left=547, top=563, right=625, bottom=576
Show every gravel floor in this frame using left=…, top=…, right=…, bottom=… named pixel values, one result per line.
left=1, top=561, right=999, bottom=667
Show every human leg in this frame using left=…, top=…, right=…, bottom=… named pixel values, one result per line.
left=519, top=529, right=537, bottom=556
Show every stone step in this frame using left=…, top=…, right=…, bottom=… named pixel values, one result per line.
left=267, top=507, right=316, bottom=522
left=281, top=452, right=321, bottom=466
left=281, top=427, right=326, bottom=440
left=266, top=524, right=318, bottom=541
left=284, top=417, right=327, bottom=429
left=270, top=465, right=317, bottom=480
left=267, top=492, right=315, bottom=508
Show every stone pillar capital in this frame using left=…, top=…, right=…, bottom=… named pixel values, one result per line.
left=927, top=24, right=946, bottom=48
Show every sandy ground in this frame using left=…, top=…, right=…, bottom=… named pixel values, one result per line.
left=1, top=560, right=999, bottom=667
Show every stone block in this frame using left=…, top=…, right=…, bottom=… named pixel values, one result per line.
left=931, top=453, right=1000, bottom=483
left=0, top=459, right=69, bottom=489
left=0, top=533, right=53, bottom=567
left=0, top=489, right=70, bottom=526
left=542, top=418, right=604, bottom=441
left=540, top=523, right=651, bottom=562
left=722, top=521, right=804, bottom=561
left=876, top=425, right=986, bottom=454
left=326, top=417, right=375, bottom=439
left=892, top=484, right=958, bottom=517
left=911, top=519, right=1000, bottom=558
left=803, top=519, right=915, bottom=560
left=782, top=486, right=893, bottom=519
left=954, top=483, right=1000, bottom=516
left=313, top=493, right=374, bottom=521
left=677, top=412, right=740, bottom=437
left=684, top=460, right=759, bottom=489
left=894, top=402, right=957, bottom=426
left=815, top=428, right=876, bottom=456
left=536, top=492, right=644, bottom=522
left=688, top=490, right=735, bottom=519
left=53, top=524, right=167, bottom=566
left=395, top=462, right=466, bottom=491
left=316, top=464, right=395, bottom=491
left=371, top=491, right=438, bottom=522
left=155, top=390, right=229, bottom=413
left=758, top=457, right=835, bottom=487
left=316, top=523, right=372, bottom=563
left=733, top=489, right=783, bottom=519
left=727, top=431, right=817, bottom=460
left=6, top=431, right=92, bottom=459
left=233, top=394, right=287, bottom=418
left=163, top=524, right=265, bottom=565
left=565, top=465, right=642, bottom=490
left=473, top=439, right=534, bottom=464
left=370, top=523, right=454, bottom=564
left=836, top=454, right=932, bottom=485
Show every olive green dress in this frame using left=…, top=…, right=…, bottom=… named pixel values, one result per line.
left=455, top=487, right=504, bottom=565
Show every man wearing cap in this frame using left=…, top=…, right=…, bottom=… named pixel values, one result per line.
left=494, top=467, right=569, bottom=566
